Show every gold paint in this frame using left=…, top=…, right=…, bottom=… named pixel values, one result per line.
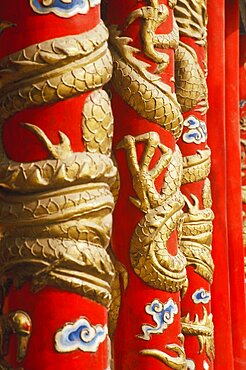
left=0, top=36, right=117, bottom=306
left=125, top=1, right=170, bottom=73
left=140, top=334, right=187, bottom=369
left=0, top=125, right=116, bottom=307
left=181, top=194, right=214, bottom=283
left=108, top=251, right=128, bottom=337
left=175, top=42, right=208, bottom=114
left=182, top=147, right=211, bottom=185
left=82, top=89, right=113, bottom=156
left=181, top=307, right=215, bottom=360
left=117, top=132, right=187, bottom=292
left=202, top=178, right=212, bottom=209
left=174, top=0, right=208, bottom=113
left=174, top=0, right=208, bottom=46
left=109, top=11, right=183, bottom=141
left=0, top=22, right=112, bottom=124
left=0, top=310, right=31, bottom=366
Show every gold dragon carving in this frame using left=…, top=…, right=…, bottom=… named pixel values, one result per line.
left=109, top=0, right=184, bottom=141
left=117, top=132, right=187, bottom=293
left=181, top=307, right=215, bottom=360
left=141, top=334, right=187, bottom=369
left=174, top=0, right=208, bottom=114
left=181, top=191, right=214, bottom=283
left=174, top=0, right=215, bottom=359
left=0, top=21, right=117, bottom=308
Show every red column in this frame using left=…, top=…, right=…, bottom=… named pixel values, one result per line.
left=0, top=2, right=115, bottom=369
left=207, top=1, right=235, bottom=369
left=174, top=2, right=214, bottom=368
left=240, top=34, right=246, bottom=279
left=225, top=0, right=246, bottom=368
left=107, top=1, right=187, bottom=369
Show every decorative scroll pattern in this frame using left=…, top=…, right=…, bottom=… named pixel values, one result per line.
left=192, top=288, right=211, bottom=304
left=55, top=317, right=108, bottom=353
left=182, top=116, right=207, bottom=144
left=0, top=22, right=116, bottom=308
left=117, top=132, right=187, bottom=293
left=30, top=0, right=100, bottom=17
left=138, top=298, right=178, bottom=340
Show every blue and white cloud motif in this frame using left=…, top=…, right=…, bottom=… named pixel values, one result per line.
left=192, top=288, right=211, bottom=304
left=138, top=298, right=178, bottom=340
left=30, top=0, right=100, bottom=18
left=55, top=317, right=108, bottom=353
left=183, top=115, right=207, bottom=144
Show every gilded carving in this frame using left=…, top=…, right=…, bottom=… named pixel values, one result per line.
left=0, top=21, right=112, bottom=124
left=174, top=0, right=208, bottom=46
left=0, top=310, right=31, bottom=368
left=140, top=334, right=187, bottom=369
left=175, top=43, right=208, bottom=114
left=181, top=307, right=215, bottom=360
left=82, top=89, right=113, bottom=156
left=0, top=125, right=116, bottom=307
left=109, top=1, right=184, bottom=141
left=108, top=254, right=128, bottom=337
left=180, top=194, right=214, bottom=283
left=125, top=1, right=170, bottom=73
left=174, top=0, right=208, bottom=114
left=0, top=13, right=117, bottom=313
left=117, top=132, right=187, bottom=292
left=182, top=147, right=211, bottom=185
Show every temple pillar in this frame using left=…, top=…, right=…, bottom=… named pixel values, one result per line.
left=0, top=2, right=116, bottom=369
left=106, top=1, right=187, bottom=369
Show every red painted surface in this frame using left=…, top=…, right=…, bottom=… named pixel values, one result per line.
left=240, top=35, right=246, bottom=265
left=177, top=32, right=214, bottom=366
left=225, top=1, right=246, bottom=368
left=3, top=95, right=87, bottom=162
left=111, top=97, right=181, bottom=370
left=207, top=0, right=235, bottom=368
left=108, top=1, right=183, bottom=368
left=0, top=2, right=100, bottom=59
left=0, top=3, right=109, bottom=369
left=5, top=285, right=108, bottom=370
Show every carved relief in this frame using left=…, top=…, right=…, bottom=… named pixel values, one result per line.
left=181, top=307, right=215, bottom=360
left=117, top=132, right=187, bottom=292
left=180, top=194, right=214, bottom=283
left=0, top=310, right=32, bottom=369
left=0, top=22, right=117, bottom=308
left=140, top=334, right=187, bottom=369
left=0, top=22, right=112, bottom=126
left=109, top=0, right=184, bottom=141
